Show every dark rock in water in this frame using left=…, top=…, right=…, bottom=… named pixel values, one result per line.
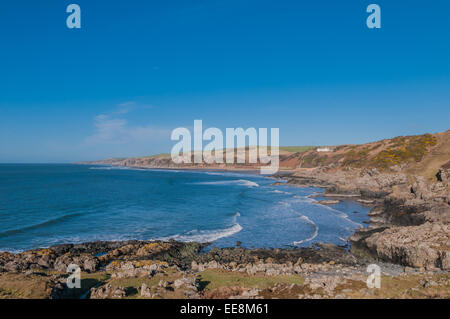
left=359, top=189, right=390, bottom=199
left=285, top=176, right=334, bottom=188
left=236, top=241, right=242, bottom=247
left=317, top=200, right=340, bottom=205
left=357, top=199, right=376, bottom=205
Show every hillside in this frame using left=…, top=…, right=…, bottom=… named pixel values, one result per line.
left=80, top=130, right=450, bottom=180
left=281, top=130, right=450, bottom=178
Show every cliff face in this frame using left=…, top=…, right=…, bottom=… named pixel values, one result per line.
left=286, top=130, right=450, bottom=204
left=282, top=160, right=450, bottom=270
left=274, top=131, right=449, bottom=270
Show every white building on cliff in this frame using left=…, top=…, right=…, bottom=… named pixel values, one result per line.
left=316, top=147, right=333, bottom=152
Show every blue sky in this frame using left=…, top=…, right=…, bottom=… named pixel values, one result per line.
left=0, top=0, right=449, bottom=162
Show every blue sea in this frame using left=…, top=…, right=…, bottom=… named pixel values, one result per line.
left=0, top=164, right=370, bottom=252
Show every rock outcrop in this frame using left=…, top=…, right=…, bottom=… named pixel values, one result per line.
left=283, top=160, right=450, bottom=270
left=357, top=223, right=450, bottom=270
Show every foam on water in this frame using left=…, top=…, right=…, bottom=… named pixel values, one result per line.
left=270, top=189, right=292, bottom=195
left=293, top=216, right=319, bottom=245
left=157, top=223, right=243, bottom=243
left=312, top=200, right=362, bottom=227
left=193, top=179, right=259, bottom=188
left=157, top=212, right=243, bottom=243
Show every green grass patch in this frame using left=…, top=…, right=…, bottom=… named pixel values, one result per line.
left=63, top=272, right=110, bottom=299
left=198, top=270, right=304, bottom=291
left=109, top=277, right=158, bottom=291
left=0, top=288, right=13, bottom=297
left=279, top=146, right=316, bottom=153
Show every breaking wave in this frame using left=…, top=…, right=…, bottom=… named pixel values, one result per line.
left=293, top=216, right=319, bottom=245
left=157, top=212, right=242, bottom=243
left=194, top=179, right=259, bottom=188
left=270, top=189, right=292, bottom=195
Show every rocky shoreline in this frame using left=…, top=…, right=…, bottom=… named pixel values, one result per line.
left=277, top=166, right=450, bottom=271
left=0, top=165, right=449, bottom=299
left=2, top=131, right=443, bottom=298
left=0, top=238, right=448, bottom=299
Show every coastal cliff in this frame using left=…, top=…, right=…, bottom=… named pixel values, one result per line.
left=1, top=131, right=448, bottom=299
left=77, top=130, right=450, bottom=271
left=80, top=130, right=450, bottom=271
left=277, top=131, right=450, bottom=271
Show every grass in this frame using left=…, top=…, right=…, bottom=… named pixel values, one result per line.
left=64, top=272, right=109, bottom=299
left=144, top=153, right=171, bottom=158
left=342, top=147, right=370, bottom=168
left=0, top=272, right=109, bottom=299
left=1, top=268, right=448, bottom=299
left=105, top=267, right=190, bottom=299
left=372, top=134, right=437, bottom=169
left=131, top=146, right=317, bottom=161
left=64, top=272, right=450, bottom=299
left=0, top=288, right=13, bottom=297
left=0, top=273, right=53, bottom=299
left=279, top=146, right=316, bottom=153
left=330, top=133, right=439, bottom=170
left=332, top=274, right=450, bottom=299
left=197, top=269, right=304, bottom=291
left=372, top=274, right=450, bottom=298
left=299, top=152, right=330, bottom=167
left=104, top=269, right=305, bottom=299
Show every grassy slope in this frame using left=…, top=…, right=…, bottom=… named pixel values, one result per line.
left=405, top=130, right=450, bottom=179
left=282, top=131, right=449, bottom=178
left=2, top=269, right=448, bottom=299
left=83, top=130, right=449, bottom=180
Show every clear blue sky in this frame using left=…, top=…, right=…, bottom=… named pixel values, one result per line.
left=0, top=0, right=449, bottom=162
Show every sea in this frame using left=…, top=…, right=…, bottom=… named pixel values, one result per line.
left=0, top=164, right=370, bottom=252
